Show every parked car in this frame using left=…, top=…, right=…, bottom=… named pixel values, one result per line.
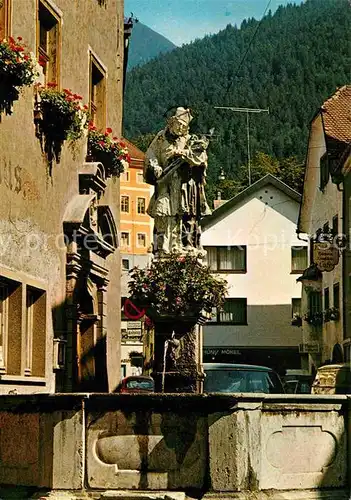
left=283, top=374, right=313, bottom=394
left=311, top=363, right=351, bottom=394
left=116, top=375, right=155, bottom=393
left=203, top=363, right=284, bottom=394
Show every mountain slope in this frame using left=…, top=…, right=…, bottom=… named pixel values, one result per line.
left=127, top=21, right=177, bottom=70
left=123, top=0, right=350, bottom=189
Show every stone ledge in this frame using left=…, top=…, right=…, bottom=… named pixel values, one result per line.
left=202, top=489, right=350, bottom=499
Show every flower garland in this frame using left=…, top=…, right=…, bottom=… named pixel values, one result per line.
left=88, top=123, right=130, bottom=176
left=0, top=36, right=39, bottom=115
left=128, top=252, right=228, bottom=321
left=35, top=83, right=89, bottom=172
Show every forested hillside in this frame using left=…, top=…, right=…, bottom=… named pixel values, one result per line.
left=123, top=0, right=350, bottom=201
left=127, top=22, right=177, bottom=70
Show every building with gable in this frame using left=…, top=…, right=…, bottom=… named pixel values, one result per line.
left=297, top=85, right=351, bottom=371
left=119, top=138, right=153, bottom=377
left=201, top=174, right=308, bottom=374
left=0, top=0, right=126, bottom=393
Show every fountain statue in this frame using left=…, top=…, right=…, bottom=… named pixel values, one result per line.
left=143, top=107, right=213, bottom=392
left=144, top=107, right=212, bottom=256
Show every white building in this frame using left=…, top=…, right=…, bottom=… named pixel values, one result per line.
left=201, top=174, right=308, bottom=374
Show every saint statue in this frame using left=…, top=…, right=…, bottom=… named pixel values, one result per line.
left=144, top=107, right=212, bottom=255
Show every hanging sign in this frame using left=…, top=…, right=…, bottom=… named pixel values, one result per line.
left=313, top=242, right=339, bottom=272
left=123, top=299, right=145, bottom=320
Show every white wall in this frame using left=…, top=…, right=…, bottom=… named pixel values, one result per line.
left=202, top=183, right=307, bottom=348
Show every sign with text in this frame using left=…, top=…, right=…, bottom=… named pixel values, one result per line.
left=299, top=342, right=320, bottom=354
left=204, top=348, right=241, bottom=356
left=313, top=242, right=339, bottom=272
left=123, top=299, right=145, bottom=320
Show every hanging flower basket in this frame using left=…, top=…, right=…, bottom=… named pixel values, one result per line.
left=34, top=83, right=89, bottom=173
left=0, top=36, right=39, bottom=115
left=303, top=311, right=323, bottom=326
left=128, top=252, right=228, bottom=323
left=291, top=313, right=302, bottom=326
left=87, top=124, right=130, bottom=177
left=324, top=307, right=340, bottom=322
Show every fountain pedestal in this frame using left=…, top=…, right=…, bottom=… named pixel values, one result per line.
left=151, top=318, right=204, bottom=393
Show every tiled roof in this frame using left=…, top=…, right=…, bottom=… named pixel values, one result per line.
left=121, top=137, right=145, bottom=161
left=321, top=85, right=351, bottom=144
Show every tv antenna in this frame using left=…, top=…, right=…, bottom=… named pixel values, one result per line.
left=214, top=106, right=269, bottom=185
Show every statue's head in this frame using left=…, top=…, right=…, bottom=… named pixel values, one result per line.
left=167, top=107, right=193, bottom=137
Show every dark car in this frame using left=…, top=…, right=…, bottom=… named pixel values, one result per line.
left=116, top=375, right=155, bottom=393
left=203, top=363, right=284, bottom=394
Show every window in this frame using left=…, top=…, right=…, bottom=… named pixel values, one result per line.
left=0, top=281, right=9, bottom=372
left=137, top=233, right=146, bottom=247
left=0, top=0, right=11, bottom=38
left=309, top=291, right=322, bottom=315
left=333, top=283, right=340, bottom=310
left=205, top=246, right=246, bottom=272
left=324, top=288, right=330, bottom=310
left=89, top=54, right=106, bottom=130
left=121, top=195, right=129, bottom=213
left=137, top=171, right=144, bottom=183
left=332, top=215, right=338, bottom=238
left=121, top=232, right=130, bottom=247
left=212, top=298, right=247, bottom=325
left=320, top=154, right=329, bottom=191
left=137, top=197, right=146, bottom=214
left=25, top=287, right=46, bottom=377
left=0, top=277, right=22, bottom=375
left=122, top=258, right=130, bottom=270
left=291, top=298, right=301, bottom=317
left=121, top=170, right=129, bottom=182
left=291, top=246, right=308, bottom=273
left=38, top=1, right=60, bottom=85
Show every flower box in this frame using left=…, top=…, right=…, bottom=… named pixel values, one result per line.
left=128, top=252, right=228, bottom=325
left=35, top=84, right=89, bottom=171
left=87, top=125, right=130, bottom=177
left=0, top=36, right=39, bottom=115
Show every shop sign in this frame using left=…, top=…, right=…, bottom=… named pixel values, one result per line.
left=204, top=348, right=241, bottom=356
left=299, top=342, right=320, bottom=354
left=127, top=321, right=142, bottom=330
left=313, top=242, right=339, bottom=272
left=123, top=299, right=145, bottom=320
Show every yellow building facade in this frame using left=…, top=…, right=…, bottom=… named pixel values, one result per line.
left=119, top=139, right=153, bottom=377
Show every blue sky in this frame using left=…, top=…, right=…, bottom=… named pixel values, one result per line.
left=124, top=0, right=304, bottom=46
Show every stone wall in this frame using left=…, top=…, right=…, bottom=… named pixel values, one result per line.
left=0, top=394, right=349, bottom=499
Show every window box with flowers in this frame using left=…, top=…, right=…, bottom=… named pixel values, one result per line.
left=291, top=313, right=302, bottom=327
left=87, top=124, right=130, bottom=177
left=0, top=36, right=39, bottom=115
left=128, top=252, right=228, bottom=324
left=34, top=84, right=89, bottom=173
left=303, top=311, right=324, bottom=326
left=324, top=307, right=340, bottom=322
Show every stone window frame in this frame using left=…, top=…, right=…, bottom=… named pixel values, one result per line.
left=0, top=0, right=12, bottom=38
left=205, top=246, right=247, bottom=273
left=121, top=195, right=129, bottom=213
left=89, top=49, right=107, bottom=131
left=136, top=171, right=144, bottom=184
left=122, top=258, right=130, bottom=270
left=121, top=231, right=130, bottom=248
left=136, top=232, right=146, bottom=248
left=0, top=267, right=47, bottom=384
left=208, top=298, right=247, bottom=325
left=291, top=297, right=301, bottom=317
left=291, top=246, right=308, bottom=273
left=121, top=170, right=130, bottom=182
left=37, top=0, right=62, bottom=86
left=137, top=197, right=146, bottom=215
